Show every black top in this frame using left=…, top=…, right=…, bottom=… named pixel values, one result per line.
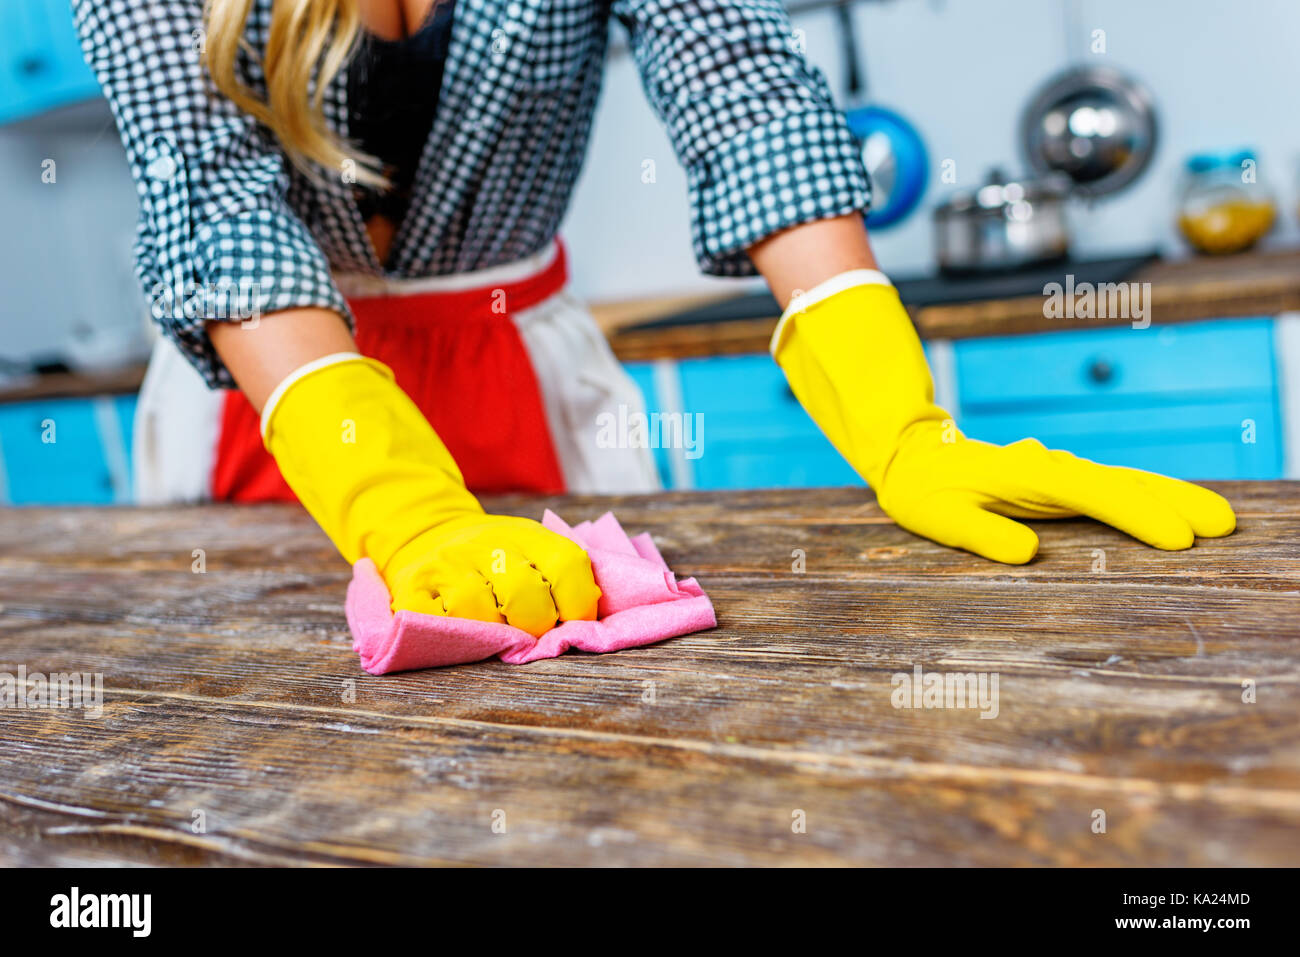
left=348, top=2, right=455, bottom=226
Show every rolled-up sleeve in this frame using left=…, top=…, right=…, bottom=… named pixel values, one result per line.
left=73, top=0, right=352, bottom=388
left=612, top=0, right=873, bottom=276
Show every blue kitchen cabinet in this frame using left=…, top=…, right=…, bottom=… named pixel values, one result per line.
left=959, top=400, right=1279, bottom=477
left=1, top=318, right=1281, bottom=501
left=0, top=394, right=136, bottom=505
left=677, top=355, right=860, bottom=489
left=954, top=319, right=1282, bottom=480
left=625, top=354, right=862, bottom=490
left=0, top=0, right=100, bottom=125
left=622, top=362, right=676, bottom=487
left=625, top=317, right=1283, bottom=490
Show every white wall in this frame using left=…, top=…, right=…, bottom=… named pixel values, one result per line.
left=0, top=101, right=147, bottom=372
left=562, top=0, right=1300, bottom=303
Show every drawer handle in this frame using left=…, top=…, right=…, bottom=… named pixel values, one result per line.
left=18, top=55, right=49, bottom=77
left=1086, top=357, right=1116, bottom=385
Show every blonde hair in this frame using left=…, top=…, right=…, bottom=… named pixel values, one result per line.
left=202, top=0, right=385, bottom=186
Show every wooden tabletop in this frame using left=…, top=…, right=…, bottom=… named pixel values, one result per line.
left=602, top=248, right=1300, bottom=361
left=2, top=483, right=1298, bottom=866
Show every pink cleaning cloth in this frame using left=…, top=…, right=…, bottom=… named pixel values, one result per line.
left=345, top=510, right=716, bottom=673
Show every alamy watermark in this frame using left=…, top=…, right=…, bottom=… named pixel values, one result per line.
left=50, top=887, right=150, bottom=937
left=1043, top=276, right=1151, bottom=329
left=0, top=666, right=103, bottom=718
left=150, top=280, right=263, bottom=327
left=596, top=404, right=703, bottom=459
left=891, top=664, right=999, bottom=719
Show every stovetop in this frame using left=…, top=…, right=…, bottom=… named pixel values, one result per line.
left=627, top=252, right=1159, bottom=330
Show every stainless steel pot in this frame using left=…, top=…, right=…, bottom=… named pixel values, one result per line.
left=933, top=169, right=1071, bottom=274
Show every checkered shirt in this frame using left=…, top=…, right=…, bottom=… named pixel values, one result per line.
left=74, top=0, right=871, bottom=387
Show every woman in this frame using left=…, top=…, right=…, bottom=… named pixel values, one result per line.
left=75, top=0, right=1235, bottom=638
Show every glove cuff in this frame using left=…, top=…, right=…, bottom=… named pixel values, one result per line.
left=261, top=353, right=480, bottom=566
left=770, top=269, right=894, bottom=357
left=260, top=352, right=386, bottom=444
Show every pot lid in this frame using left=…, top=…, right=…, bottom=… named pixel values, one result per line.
left=1019, top=66, right=1158, bottom=198
left=934, top=168, right=1071, bottom=218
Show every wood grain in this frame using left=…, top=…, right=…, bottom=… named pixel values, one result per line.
left=1, top=483, right=1298, bottom=865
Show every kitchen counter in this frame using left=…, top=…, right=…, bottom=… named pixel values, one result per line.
left=7, top=250, right=1297, bottom=405
left=2, top=483, right=1298, bottom=866
left=0, top=364, right=147, bottom=404
left=600, top=248, right=1300, bottom=361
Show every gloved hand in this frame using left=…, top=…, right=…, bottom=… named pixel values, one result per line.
left=772, top=273, right=1237, bottom=564
left=262, top=354, right=600, bottom=635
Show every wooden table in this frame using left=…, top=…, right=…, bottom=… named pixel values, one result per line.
left=2, top=484, right=1298, bottom=866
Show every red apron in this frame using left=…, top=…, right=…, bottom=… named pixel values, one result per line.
left=210, top=245, right=569, bottom=502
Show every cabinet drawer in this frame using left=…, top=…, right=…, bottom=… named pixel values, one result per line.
left=0, top=399, right=109, bottom=503
left=678, top=354, right=798, bottom=416
left=0, top=394, right=135, bottom=504
left=692, top=436, right=860, bottom=490
left=959, top=397, right=1283, bottom=480
left=0, top=0, right=100, bottom=124
left=956, top=319, right=1276, bottom=408
left=626, top=355, right=863, bottom=490
left=621, top=361, right=673, bottom=487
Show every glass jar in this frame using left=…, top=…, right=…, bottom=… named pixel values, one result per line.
left=1177, top=149, right=1276, bottom=254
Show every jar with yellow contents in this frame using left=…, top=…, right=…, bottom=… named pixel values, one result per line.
left=1177, top=149, right=1276, bottom=254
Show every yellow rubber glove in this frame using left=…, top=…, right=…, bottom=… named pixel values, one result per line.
left=262, top=354, right=600, bottom=635
left=772, top=274, right=1237, bottom=564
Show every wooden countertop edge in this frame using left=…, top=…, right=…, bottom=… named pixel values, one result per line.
left=604, top=248, right=1300, bottom=361
left=0, top=365, right=148, bottom=404
left=8, top=252, right=1298, bottom=397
